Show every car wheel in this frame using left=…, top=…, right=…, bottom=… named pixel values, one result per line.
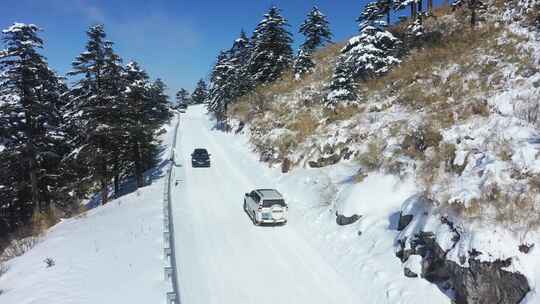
left=253, top=211, right=260, bottom=226
left=243, top=200, right=247, bottom=212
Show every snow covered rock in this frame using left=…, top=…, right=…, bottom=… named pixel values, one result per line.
left=395, top=197, right=531, bottom=304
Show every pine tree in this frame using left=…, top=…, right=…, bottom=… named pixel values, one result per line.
left=123, top=61, right=153, bottom=187
left=452, top=0, right=486, bottom=27
left=208, top=50, right=236, bottom=125
left=326, top=58, right=357, bottom=105
left=144, top=78, right=171, bottom=167
left=394, top=0, right=420, bottom=19
left=358, top=2, right=387, bottom=28
left=327, top=4, right=401, bottom=105
left=0, top=23, right=68, bottom=225
left=293, top=48, right=315, bottom=79
left=191, top=79, right=208, bottom=104
left=344, top=26, right=401, bottom=80
left=228, top=30, right=252, bottom=99
left=67, top=24, right=120, bottom=204
left=406, top=16, right=425, bottom=47
left=175, top=88, right=190, bottom=108
left=147, top=78, right=171, bottom=128
left=299, top=7, right=333, bottom=52
left=248, top=6, right=293, bottom=84
left=102, top=40, right=129, bottom=197
left=294, top=7, right=333, bottom=80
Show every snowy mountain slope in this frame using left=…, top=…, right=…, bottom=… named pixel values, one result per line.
left=0, top=115, right=179, bottom=304
left=171, top=105, right=449, bottom=304
left=224, top=2, right=540, bottom=302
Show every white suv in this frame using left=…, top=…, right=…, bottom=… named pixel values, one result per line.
left=244, top=189, right=288, bottom=225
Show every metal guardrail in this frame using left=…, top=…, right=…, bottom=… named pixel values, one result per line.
left=163, top=113, right=181, bottom=304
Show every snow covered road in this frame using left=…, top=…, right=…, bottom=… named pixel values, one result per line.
left=170, top=106, right=360, bottom=304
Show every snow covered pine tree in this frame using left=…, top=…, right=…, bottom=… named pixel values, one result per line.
left=294, top=6, right=333, bottom=79
left=0, top=23, right=69, bottom=229
left=208, top=30, right=252, bottom=128
left=228, top=30, right=252, bottom=100
left=208, top=50, right=235, bottom=127
left=67, top=24, right=122, bottom=205
left=175, top=88, right=190, bottom=108
left=327, top=1, right=401, bottom=106
left=248, top=6, right=293, bottom=85
left=123, top=62, right=170, bottom=188
left=190, top=79, right=208, bottom=105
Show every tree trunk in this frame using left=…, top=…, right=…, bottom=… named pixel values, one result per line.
left=418, top=0, right=423, bottom=13
left=411, top=3, right=417, bottom=19
left=113, top=173, right=120, bottom=198
left=29, top=156, right=40, bottom=213
left=134, top=142, right=144, bottom=188
left=470, top=1, right=477, bottom=28
left=428, top=0, right=433, bottom=13
left=387, top=11, right=391, bottom=26
left=100, top=178, right=108, bottom=205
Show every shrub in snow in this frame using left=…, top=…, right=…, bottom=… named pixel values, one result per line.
left=401, top=124, right=442, bottom=157
left=44, top=257, right=55, bottom=268
left=514, top=94, right=540, bottom=128
left=1, top=237, right=39, bottom=261
left=406, top=17, right=426, bottom=48
left=0, top=262, right=8, bottom=277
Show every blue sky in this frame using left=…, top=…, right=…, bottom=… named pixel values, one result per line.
left=0, top=0, right=433, bottom=96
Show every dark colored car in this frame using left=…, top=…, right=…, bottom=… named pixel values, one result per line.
left=178, top=103, right=187, bottom=113
left=191, top=148, right=211, bottom=167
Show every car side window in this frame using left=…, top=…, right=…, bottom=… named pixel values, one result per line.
left=251, top=192, right=260, bottom=203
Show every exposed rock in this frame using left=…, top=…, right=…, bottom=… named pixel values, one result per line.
left=340, top=147, right=354, bottom=160
left=518, top=243, right=534, bottom=254
left=281, top=157, right=291, bottom=173
left=335, top=212, right=361, bottom=226
left=308, top=154, right=341, bottom=168
left=520, top=66, right=538, bottom=78
left=235, top=121, right=245, bottom=134
left=397, top=212, right=413, bottom=231
left=404, top=267, right=418, bottom=278
left=399, top=231, right=530, bottom=304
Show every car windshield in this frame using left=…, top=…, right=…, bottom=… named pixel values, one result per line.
left=262, top=199, right=286, bottom=207
left=193, top=149, right=207, bottom=154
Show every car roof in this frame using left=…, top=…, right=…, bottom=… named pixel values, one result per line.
left=255, top=189, right=283, bottom=200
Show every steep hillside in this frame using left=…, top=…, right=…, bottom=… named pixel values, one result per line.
left=229, top=1, right=540, bottom=302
